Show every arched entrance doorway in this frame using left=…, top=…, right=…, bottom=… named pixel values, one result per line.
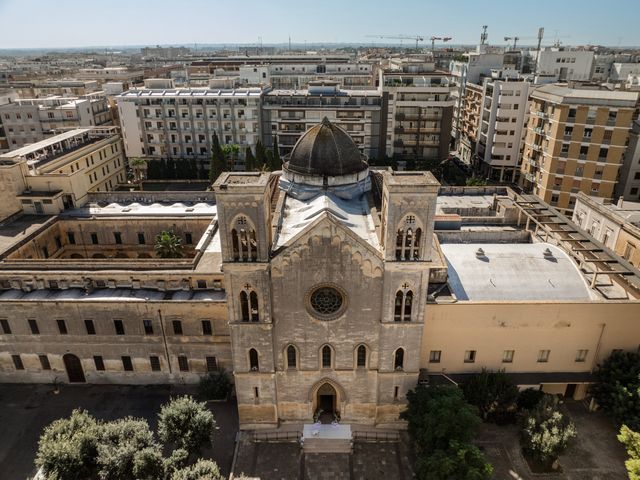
left=63, top=354, right=85, bottom=383
left=317, top=382, right=337, bottom=414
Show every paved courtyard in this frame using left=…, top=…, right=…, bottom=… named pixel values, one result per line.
left=232, top=435, right=414, bottom=480
left=476, top=401, right=628, bottom=479
left=0, top=384, right=238, bottom=480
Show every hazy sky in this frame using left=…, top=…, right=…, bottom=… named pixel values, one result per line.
left=0, top=0, right=638, bottom=49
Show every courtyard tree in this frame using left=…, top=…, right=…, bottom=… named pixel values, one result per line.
left=244, top=146, right=256, bottom=171
left=158, top=396, right=216, bottom=454
left=255, top=140, right=269, bottom=169
left=271, top=135, right=282, bottom=170
left=418, top=440, right=493, bottom=480
left=618, top=425, right=640, bottom=479
left=402, top=386, right=492, bottom=479
left=198, top=370, right=232, bottom=401
left=171, top=459, right=223, bottom=480
left=154, top=230, right=184, bottom=259
left=209, top=131, right=226, bottom=182
left=35, top=409, right=102, bottom=480
left=96, top=417, right=163, bottom=480
left=520, top=394, right=576, bottom=468
left=462, top=369, right=519, bottom=423
left=591, top=350, right=640, bottom=430
left=221, top=144, right=240, bottom=171
left=129, top=157, right=147, bottom=191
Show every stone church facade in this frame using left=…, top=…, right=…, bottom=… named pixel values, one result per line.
left=1, top=118, right=640, bottom=431
left=215, top=119, right=439, bottom=427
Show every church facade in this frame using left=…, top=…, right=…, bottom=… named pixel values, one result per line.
left=1, top=119, right=640, bottom=430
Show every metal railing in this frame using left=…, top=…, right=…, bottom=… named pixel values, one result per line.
left=252, top=430, right=301, bottom=442
left=353, top=431, right=400, bottom=442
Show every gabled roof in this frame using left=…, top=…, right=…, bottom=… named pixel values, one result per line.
left=273, top=192, right=381, bottom=254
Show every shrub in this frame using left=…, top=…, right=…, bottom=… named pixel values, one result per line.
left=517, top=388, right=545, bottom=412
left=402, top=386, right=492, bottom=479
left=96, top=417, right=162, bottom=480
left=158, top=396, right=216, bottom=453
left=198, top=370, right=232, bottom=401
left=171, top=459, right=223, bottom=480
left=618, top=425, right=640, bottom=479
left=591, top=350, right=640, bottom=429
left=35, top=409, right=102, bottom=480
left=521, top=395, right=576, bottom=467
left=462, top=369, right=519, bottom=423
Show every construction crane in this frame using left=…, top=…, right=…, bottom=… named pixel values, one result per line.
left=504, top=36, right=520, bottom=49
left=504, top=36, right=537, bottom=50
left=365, top=34, right=424, bottom=50
left=430, top=36, right=453, bottom=52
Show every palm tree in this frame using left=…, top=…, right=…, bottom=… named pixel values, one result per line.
left=129, top=157, right=147, bottom=191
left=154, top=231, right=184, bottom=259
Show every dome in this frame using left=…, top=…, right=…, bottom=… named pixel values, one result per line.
left=284, top=117, right=368, bottom=177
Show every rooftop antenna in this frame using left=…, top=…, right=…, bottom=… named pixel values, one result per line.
left=289, top=35, right=291, bottom=51
left=480, top=25, right=488, bottom=45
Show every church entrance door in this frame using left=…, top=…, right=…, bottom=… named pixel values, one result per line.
left=317, top=382, right=336, bottom=414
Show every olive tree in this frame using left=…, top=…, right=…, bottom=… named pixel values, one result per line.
left=158, top=396, right=216, bottom=453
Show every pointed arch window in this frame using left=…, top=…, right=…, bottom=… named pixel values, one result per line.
left=394, top=348, right=405, bottom=370
left=394, top=291, right=403, bottom=321
left=240, top=291, right=250, bottom=322
left=394, top=289, right=413, bottom=321
left=249, top=291, right=259, bottom=322
left=231, top=216, right=257, bottom=262
left=249, top=348, right=259, bottom=371
left=321, top=345, right=332, bottom=369
left=356, top=345, right=367, bottom=368
left=395, top=216, right=422, bottom=261
left=286, top=345, right=297, bottom=369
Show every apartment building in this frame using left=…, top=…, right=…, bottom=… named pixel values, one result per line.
left=535, top=49, right=594, bottom=82
left=0, top=127, right=126, bottom=220
left=261, top=81, right=383, bottom=158
left=189, top=55, right=374, bottom=89
left=0, top=93, right=111, bottom=148
left=10, top=79, right=100, bottom=98
left=77, top=67, right=144, bottom=86
left=116, top=87, right=263, bottom=168
left=617, top=119, right=640, bottom=201
left=476, top=71, right=531, bottom=182
left=456, top=82, right=483, bottom=164
left=520, top=84, right=638, bottom=212
left=450, top=46, right=504, bottom=149
left=381, top=61, right=454, bottom=163
left=573, top=192, right=640, bottom=268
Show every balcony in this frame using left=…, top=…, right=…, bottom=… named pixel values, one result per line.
left=534, top=111, right=548, bottom=119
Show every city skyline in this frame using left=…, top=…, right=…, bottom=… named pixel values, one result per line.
left=1, top=0, right=639, bottom=49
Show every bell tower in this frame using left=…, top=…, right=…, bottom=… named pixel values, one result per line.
left=380, top=170, right=439, bottom=262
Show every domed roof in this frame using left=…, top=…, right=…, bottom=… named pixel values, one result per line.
left=284, top=117, right=368, bottom=177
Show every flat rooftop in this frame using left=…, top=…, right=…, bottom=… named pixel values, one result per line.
left=62, top=201, right=216, bottom=218
left=0, top=128, right=92, bottom=160
left=0, top=215, right=54, bottom=254
left=441, top=243, right=597, bottom=302
left=532, top=84, right=639, bottom=106
left=118, top=88, right=263, bottom=98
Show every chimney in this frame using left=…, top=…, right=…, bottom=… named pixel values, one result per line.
left=617, top=196, right=624, bottom=208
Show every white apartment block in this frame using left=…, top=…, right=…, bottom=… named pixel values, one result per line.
left=116, top=87, right=263, bottom=167
left=0, top=93, right=111, bottom=148
left=261, top=81, right=383, bottom=158
left=450, top=46, right=504, bottom=146
left=382, top=63, right=454, bottom=163
left=535, top=49, right=594, bottom=82
left=610, top=63, right=640, bottom=83
left=476, top=71, right=530, bottom=182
